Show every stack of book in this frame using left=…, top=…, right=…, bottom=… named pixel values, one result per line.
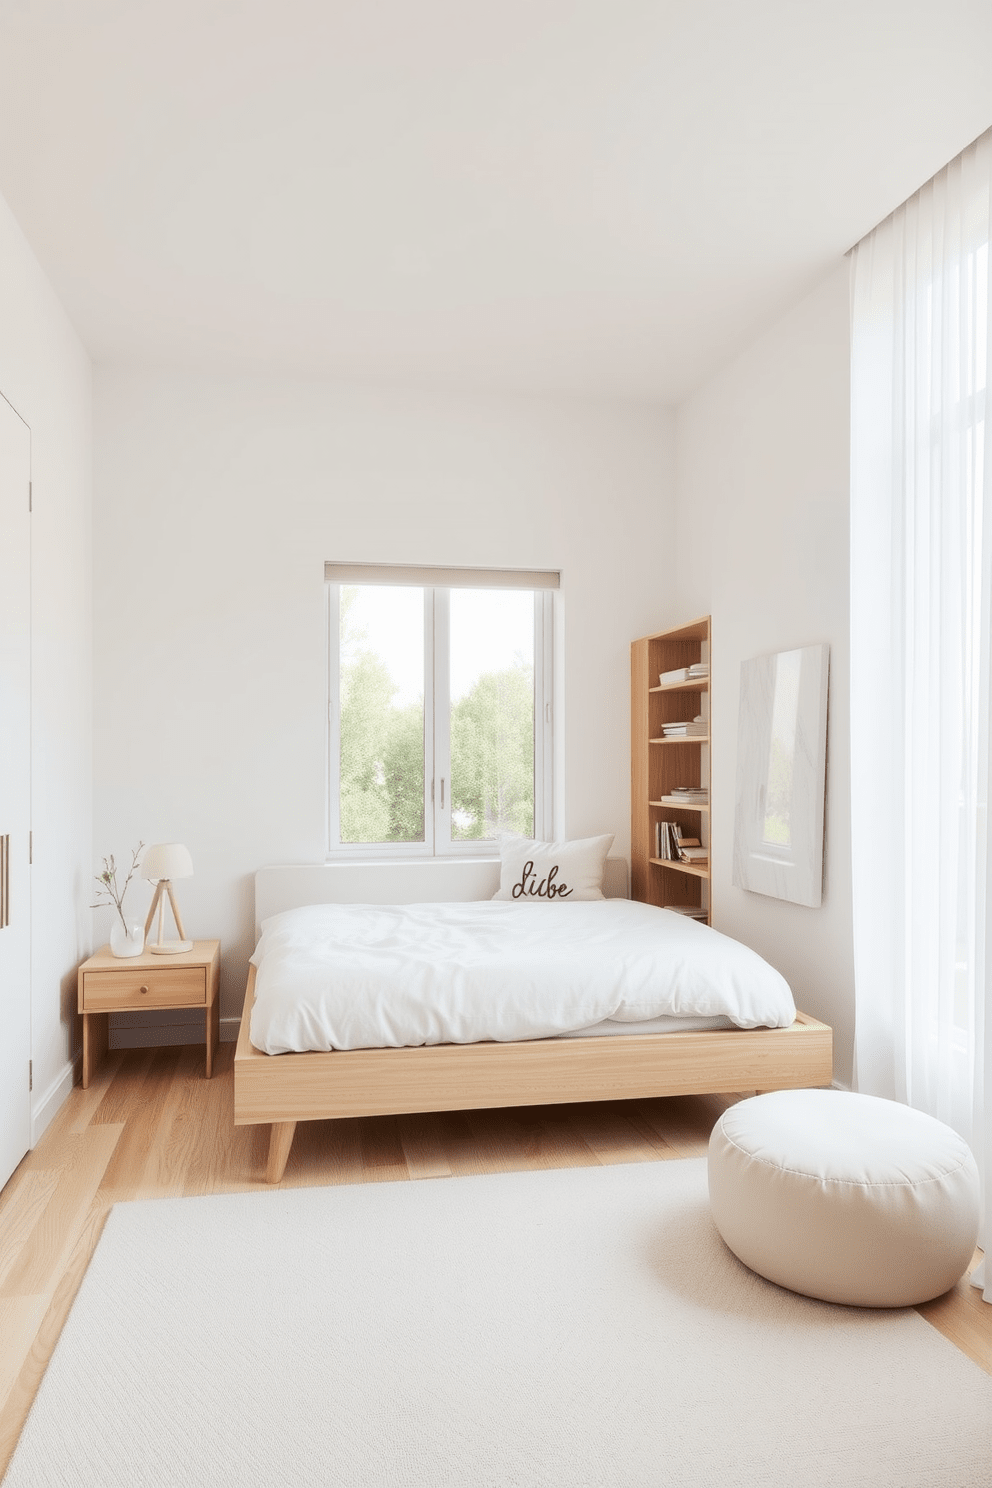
left=663, top=904, right=709, bottom=920
left=654, top=821, right=682, bottom=860
left=668, top=785, right=709, bottom=804
left=661, top=718, right=708, bottom=738
left=653, top=822, right=708, bottom=865
left=659, top=662, right=710, bottom=685
left=676, top=841, right=708, bottom=863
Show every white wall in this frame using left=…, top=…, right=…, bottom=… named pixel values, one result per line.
left=0, top=191, right=93, bottom=1135
left=675, top=261, right=855, bottom=1086
left=94, top=372, right=675, bottom=1033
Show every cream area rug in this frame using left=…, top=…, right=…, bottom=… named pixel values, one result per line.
left=6, top=1159, right=992, bottom=1487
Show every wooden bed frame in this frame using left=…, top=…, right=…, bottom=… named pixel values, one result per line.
left=233, top=861, right=833, bottom=1182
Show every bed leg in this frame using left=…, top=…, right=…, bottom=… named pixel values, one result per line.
left=265, top=1121, right=297, bottom=1183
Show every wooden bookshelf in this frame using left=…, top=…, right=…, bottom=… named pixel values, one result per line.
left=631, top=616, right=712, bottom=922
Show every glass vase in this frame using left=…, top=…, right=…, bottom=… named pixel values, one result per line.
left=110, top=920, right=145, bottom=958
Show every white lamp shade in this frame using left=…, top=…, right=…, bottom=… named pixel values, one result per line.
left=141, top=843, right=194, bottom=882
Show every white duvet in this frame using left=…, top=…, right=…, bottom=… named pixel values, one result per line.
left=249, top=899, right=796, bottom=1054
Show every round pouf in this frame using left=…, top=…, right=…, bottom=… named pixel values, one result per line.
left=707, top=1089, right=980, bottom=1308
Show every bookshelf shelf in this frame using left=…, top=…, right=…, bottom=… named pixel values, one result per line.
left=631, top=616, right=712, bottom=924
left=650, top=798, right=710, bottom=813
left=649, top=858, right=710, bottom=880
left=649, top=736, right=710, bottom=745
left=649, top=680, right=710, bottom=694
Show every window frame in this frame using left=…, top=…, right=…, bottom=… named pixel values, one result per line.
left=326, top=572, right=555, bottom=859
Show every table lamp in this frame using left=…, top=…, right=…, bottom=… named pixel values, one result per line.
left=141, top=843, right=194, bottom=954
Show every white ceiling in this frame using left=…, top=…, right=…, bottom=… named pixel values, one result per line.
left=0, top=0, right=990, bottom=403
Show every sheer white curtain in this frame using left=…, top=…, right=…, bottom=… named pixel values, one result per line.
left=850, top=127, right=992, bottom=1299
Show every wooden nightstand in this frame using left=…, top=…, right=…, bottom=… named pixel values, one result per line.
left=77, top=940, right=221, bottom=1088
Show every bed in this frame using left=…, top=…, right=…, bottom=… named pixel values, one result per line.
left=234, top=857, right=833, bottom=1182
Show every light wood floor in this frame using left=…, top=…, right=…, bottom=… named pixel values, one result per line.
left=1, top=1043, right=990, bottom=1478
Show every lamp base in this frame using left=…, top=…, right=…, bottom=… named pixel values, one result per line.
left=149, top=938, right=194, bottom=955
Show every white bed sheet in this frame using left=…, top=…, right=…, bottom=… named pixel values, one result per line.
left=558, top=1013, right=735, bottom=1038
left=249, top=899, right=795, bottom=1054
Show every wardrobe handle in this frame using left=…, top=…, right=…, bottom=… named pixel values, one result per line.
left=0, top=835, right=9, bottom=930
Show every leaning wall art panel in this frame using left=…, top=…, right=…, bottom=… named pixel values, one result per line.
left=732, top=643, right=829, bottom=908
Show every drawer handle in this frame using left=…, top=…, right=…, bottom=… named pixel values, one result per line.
left=140, top=985, right=149, bottom=995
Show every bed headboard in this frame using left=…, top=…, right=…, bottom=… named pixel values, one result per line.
left=254, top=856, right=630, bottom=938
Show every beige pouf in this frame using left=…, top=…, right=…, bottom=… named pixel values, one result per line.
left=708, top=1089, right=980, bottom=1308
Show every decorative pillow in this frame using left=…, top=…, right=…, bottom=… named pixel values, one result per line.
left=492, top=834, right=615, bottom=903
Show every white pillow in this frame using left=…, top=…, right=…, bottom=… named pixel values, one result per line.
left=492, top=834, right=615, bottom=903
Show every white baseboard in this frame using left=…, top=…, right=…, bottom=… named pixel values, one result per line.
left=31, top=1058, right=77, bottom=1147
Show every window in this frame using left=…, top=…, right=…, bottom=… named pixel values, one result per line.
left=849, top=127, right=992, bottom=1156
left=325, top=563, right=557, bottom=856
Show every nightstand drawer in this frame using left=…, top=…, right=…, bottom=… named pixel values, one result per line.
left=80, top=967, right=206, bottom=1010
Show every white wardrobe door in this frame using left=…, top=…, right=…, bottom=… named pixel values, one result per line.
left=0, top=393, right=31, bottom=1191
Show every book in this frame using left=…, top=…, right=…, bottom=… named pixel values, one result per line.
left=659, top=663, right=710, bottom=685
left=661, top=721, right=708, bottom=737
left=677, top=845, right=708, bottom=863
left=654, top=821, right=683, bottom=860
left=663, top=904, right=709, bottom=919
left=654, top=823, right=708, bottom=863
